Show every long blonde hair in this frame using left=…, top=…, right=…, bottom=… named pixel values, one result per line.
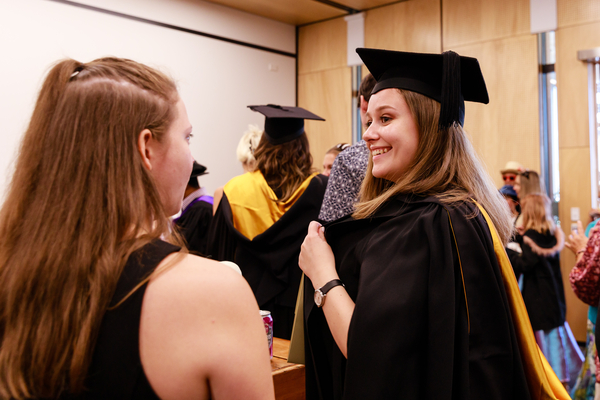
left=521, top=193, right=555, bottom=234
left=354, top=89, right=513, bottom=245
left=236, top=124, right=262, bottom=172
left=0, top=57, right=180, bottom=398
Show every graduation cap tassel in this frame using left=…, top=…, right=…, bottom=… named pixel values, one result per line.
left=438, top=51, right=462, bottom=129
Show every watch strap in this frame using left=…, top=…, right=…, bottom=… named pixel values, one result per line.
left=318, top=279, right=345, bottom=295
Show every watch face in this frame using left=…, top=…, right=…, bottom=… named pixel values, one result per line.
left=314, top=290, right=324, bottom=307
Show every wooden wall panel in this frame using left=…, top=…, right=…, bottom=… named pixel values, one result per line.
left=299, top=68, right=353, bottom=170
left=556, top=21, right=600, bottom=149
left=298, top=17, right=347, bottom=74
left=364, top=0, right=441, bottom=53
left=443, top=0, right=530, bottom=49
left=298, top=17, right=350, bottom=169
left=451, top=35, right=540, bottom=188
left=555, top=19, right=600, bottom=341
left=558, top=147, right=592, bottom=341
left=558, top=0, right=600, bottom=28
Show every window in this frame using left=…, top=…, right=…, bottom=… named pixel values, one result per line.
left=351, top=65, right=362, bottom=144
left=538, top=32, right=560, bottom=211
left=578, top=47, right=600, bottom=208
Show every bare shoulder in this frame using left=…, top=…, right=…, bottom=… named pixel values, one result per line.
left=141, top=253, right=260, bottom=344
left=140, top=253, right=274, bottom=400
left=148, top=253, right=251, bottom=303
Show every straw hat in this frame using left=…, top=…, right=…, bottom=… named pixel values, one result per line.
left=500, top=161, right=523, bottom=175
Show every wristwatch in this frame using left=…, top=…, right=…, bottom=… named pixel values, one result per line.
left=314, top=279, right=345, bottom=308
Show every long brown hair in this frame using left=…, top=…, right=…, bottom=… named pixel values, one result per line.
left=521, top=193, right=555, bottom=234
left=254, top=132, right=314, bottom=202
left=354, top=89, right=514, bottom=245
left=0, top=57, right=179, bottom=398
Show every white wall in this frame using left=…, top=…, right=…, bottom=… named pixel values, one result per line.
left=0, top=0, right=296, bottom=197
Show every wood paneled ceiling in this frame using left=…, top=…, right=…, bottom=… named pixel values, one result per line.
left=202, top=0, right=406, bottom=26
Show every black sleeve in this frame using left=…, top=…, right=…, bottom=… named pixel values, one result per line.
left=174, top=203, right=213, bottom=256
left=507, top=242, right=540, bottom=276
left=205, top=194, right=238, bottom=261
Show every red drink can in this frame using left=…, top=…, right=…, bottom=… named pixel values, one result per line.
left=260, top=310, right=273, bottom=359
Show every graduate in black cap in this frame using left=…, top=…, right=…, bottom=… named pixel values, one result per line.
left=173, top=161, right=213, bottom=255
left=298, top=49, right=569, bottom=400
left=207, top=105, right=328, bottom=339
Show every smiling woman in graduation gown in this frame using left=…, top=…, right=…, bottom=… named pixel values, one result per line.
left=305, top=196, right=528, bottom=399
left=299, top=48, right=570, bottom=400
left=208, top=105, right=328, bottom=339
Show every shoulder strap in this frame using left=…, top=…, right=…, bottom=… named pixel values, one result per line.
left=445, top=209, right=471, bottom=334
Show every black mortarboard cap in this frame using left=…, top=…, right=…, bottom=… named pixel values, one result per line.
left=248, top=104, right=325, bottom=145
left=188, top=161, right=207, bottom=187
left=356, top=48, right=489, bottom=128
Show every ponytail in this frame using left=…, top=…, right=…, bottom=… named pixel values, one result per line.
left=0, top=57, right=178, bottom=399
left=0, top=60, right=83, bottom=253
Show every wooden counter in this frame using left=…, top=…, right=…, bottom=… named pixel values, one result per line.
left=271, top=338, right=305, bottom=400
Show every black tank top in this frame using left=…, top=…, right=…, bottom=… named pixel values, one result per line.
left=70, top=240, right=180, bottom=399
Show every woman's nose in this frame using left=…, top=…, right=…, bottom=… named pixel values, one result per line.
left=362, top=124, right=376, bottom=142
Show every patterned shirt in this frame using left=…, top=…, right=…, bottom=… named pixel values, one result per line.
left=570, top=229, right=600, bottom=307
left=569, top=227, right=600, bottom=383
left=318, top=141, right=369, bottom=222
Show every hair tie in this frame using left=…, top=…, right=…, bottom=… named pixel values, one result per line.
left=70, top=65, right=84, bottom=79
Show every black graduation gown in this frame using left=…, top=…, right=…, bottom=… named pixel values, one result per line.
left=207, top=174, right=328, bottom=339
left=173, top=199, right=213, bottom=256
left=508, top=230, right=566, bottom=331
left=304, top=194, right=530, bottom=400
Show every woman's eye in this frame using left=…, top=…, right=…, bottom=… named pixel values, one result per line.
left=381, top=116, right=390, bottom=123
left=186, top=133, right=194, bottom=143
left=365, top=120, right=372, bottom=127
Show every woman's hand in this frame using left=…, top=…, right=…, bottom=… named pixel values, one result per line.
left=300, top=221, right=355, bottom=358
left=299, top=221, right=338, bottom=290
left=566, top=220, right=588, bottom=255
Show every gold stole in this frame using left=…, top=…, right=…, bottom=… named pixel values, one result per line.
left=224, top=171, right=319, bottom=240
left=475, top=203, right=570, bottom=400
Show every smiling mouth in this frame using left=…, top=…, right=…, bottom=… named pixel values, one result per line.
left=372, top=148, right=390, bottom=156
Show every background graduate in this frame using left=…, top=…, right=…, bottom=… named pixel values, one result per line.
left=173, top=161, right=213, bottom=255
left=208, top=105, right=328, bottom=339
left=299, top=48, right=569, bottom=399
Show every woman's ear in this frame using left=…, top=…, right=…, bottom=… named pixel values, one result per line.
left=137, top=129, right=153, bottom=171
left=360, top=95, right=368, bottom=113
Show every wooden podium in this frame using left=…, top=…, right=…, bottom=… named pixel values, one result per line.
left=271, top=338, right=305, bottom=400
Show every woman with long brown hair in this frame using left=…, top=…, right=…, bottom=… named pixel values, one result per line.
left=512, top=169, right=546, bottom=229
left=514, top=169, right=546, bottom=200
left=509, top=194, right=582, bottom=387
left=0, top=57, right=274, bottom=399
left=209, top=105, right=328, bottom=339
left=299, top=48, right=569, bottom=399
